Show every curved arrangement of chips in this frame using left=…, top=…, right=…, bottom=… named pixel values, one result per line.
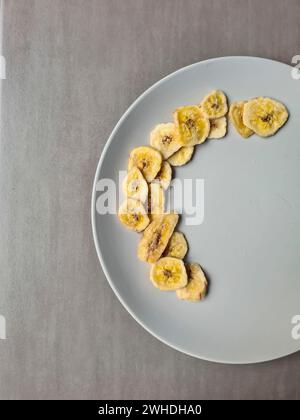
left=118, top=91, right=289, bottom=302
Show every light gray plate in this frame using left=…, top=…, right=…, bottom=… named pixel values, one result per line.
left=92, top=57, right=300, bottom=364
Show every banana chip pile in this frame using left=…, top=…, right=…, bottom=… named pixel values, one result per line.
left=118, top=90, right=289, bottom=302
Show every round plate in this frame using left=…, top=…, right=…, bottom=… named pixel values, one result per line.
left=92, top=57, right=300, bottom=364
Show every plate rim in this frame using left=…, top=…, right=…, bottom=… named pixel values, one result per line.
left=91, top=56, right=296, bottom=365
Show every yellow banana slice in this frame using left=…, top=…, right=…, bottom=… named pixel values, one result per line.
left=164, top=231, right=188, bottom=259
left=128, top=146, right=162, bottom=182
left=149, top=182, right=165, bottom=219
left=229, top=101, right=254, bottom=138
left=150, top=123, right=182, bottom=159
left=201, top=90, right=228, bottom=119
left=118, top=198, right=150, bottom=232
left=137, top=213, right=179, bottom=263
left=123, top=167, right=148, bottom=203
left=173, top=106, right=210, bottom=146
left=150, top=257, right=188, bottom=291
left=168, top=146, right=194, bottom=166
left=176, top=263, right=208, bottom=301
left=243, top=97, right=289, bottom=137
left=154, top=161, right=172, bottom=190
left=208, top=116, right=227, bottom=139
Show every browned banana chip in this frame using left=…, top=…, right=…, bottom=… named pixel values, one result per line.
left=128, top=146, right=162, bottom=182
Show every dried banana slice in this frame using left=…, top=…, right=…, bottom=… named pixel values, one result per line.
left=243, top=97, right=289, bottom=137
left=168, top=146, right=194, bottom=166
left=229, top=101, right=253, bottom=138
left=137, top=213, right=179, bottom=263
left=150, top=123, right=182, bottom=159
left=118, top=198, right=150, bottom=232
left=164, top=231, right=188, bottom=259
left=208, top=117, right=227, bottom=139
left=154, top=161, right=172, bottom=190
left=128, top=146, right=162, bottom=182
left=150, top=257, right=188, bottom=291
left=176, top=263, right=208, bottom=301
left=123, top=167, right=148, bottom=203
left=173, top=106, right=210, bottom=146
left=201, top=90, right=228, bottom=119
left=149, top=183, right=165, bottom=219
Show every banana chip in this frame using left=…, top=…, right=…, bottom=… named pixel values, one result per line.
left=150, top=123, right=182, bottom=159
left=201, top=90, right=228, bottom=119
left=174, top=106, right=210, bottom=146
left=208, top=117, right=227, bottom=139
left=243, top=97, right=289, bottom=137
left=168, top=146, right=194, bottom=166
left=154, top=161, right=172, bottom=190
left=176, top=263, right=208, bottom=301
left=229, top=101, right=254, bottom=138
left=150, top=257, right=188, bottom=291
left=164, top=231, right=188, bottom=259
left=123, top=167, right=148, bottom=203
